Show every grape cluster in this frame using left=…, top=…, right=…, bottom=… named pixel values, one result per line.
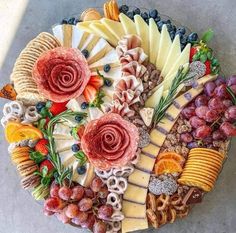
left=119, top=5, right=198, bottom=49
left=181, top=76, right=236, bottom=149
left=43, top=177, right=113, bottom=233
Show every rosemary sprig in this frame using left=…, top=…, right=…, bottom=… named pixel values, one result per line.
left=45, top=110, right=87, bottom=186
left=152, top=66, right=194, bottom=126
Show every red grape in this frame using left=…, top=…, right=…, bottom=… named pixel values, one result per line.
left=212, top=130, right=227, bottom=140
left=43, top=207, right=54, bottom=216
left=44, top=197, right=64, bottom=212
left=225, top=106, right=236, bottom=121
left=195, top=95, right=208, bottom=107
left=78, top=198, right=93, bottom=211
left=50, top=183, right=60, bottom=198
left=93, top=221, right=107, bottom=233
left=226, top=75, right=236, bottom=86
left=90, top=177, right=104, bottom=193
left=97, top=204, right=113, bottom=220
left=214, top=84, right=229, bottom=98
left=181, top=106, right=196, bottom=119
left=189, top=116, right=206, bottom=128
left=220, top=122, right=236, bottom=137
left=215, top=76, right=226, bottom=86
left=205, top=110, right=218, bottom=122
left=71, top=186, right=84, bottom=201
left=204, top=81, right=216, bottom=96
left=55, top=209, right=71, bottom=224
left=194, top=125, right=212, bottom=139
left=72, top=211, right=88, bottom=225
left=84, top=188, right=95, bottom=198
left=65, top=204, right=79, bottom=218
left=208, top=97, right=224, bottom=113
left=195, top=106, right=209, bottom=119
left=58, top=186, right=72, bottom=201
left=223, top=99, right=233, bottom=108
left=229, top=85, right=236, bottom=95
left=97, top=186, right=109, bottom=199
left=204, top=136, right=213, bottom=144
left=80, top=214, right=96, bottom=229
left=180, top=133, right=193, bottom=143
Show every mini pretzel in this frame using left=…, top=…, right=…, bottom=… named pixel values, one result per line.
left=112, top=221, right=121, bottom=232
left=146, top=208, right=159, bottom=228
left=110, top=210, right=124, bottom=221
left=107, top=192, right=121, bottom=210
left=106, top=221, right=121, bottom=233
left=167, top=208, right=177, bottom=223
left=1, top=115, right=20, bottom=127
left=170, top=194, right=182, bottom=206
left=107, top=176, right=127, bottom=194
left=156, top=194, right=170, bottom=211
left=147, top=193, right=156, bottom=212
left=173, top=201, right=187, bottom=211
left=113, top=165, right=134, bottom=177
left=176, top=206, right=190, bottom=218
left=95, top=168, right=113, bottom=179
left=157, top=210, right=168, bottom=226
left=23, top=106, right=40, bottom=122
left=3, top=101, right=24, bottom=118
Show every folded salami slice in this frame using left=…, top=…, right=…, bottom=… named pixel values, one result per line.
left=32, top=47, right=90, bottom=102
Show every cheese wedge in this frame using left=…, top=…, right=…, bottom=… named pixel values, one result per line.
left=52, top=24, right=63, bottom=44
left=128, top=168, right=151, bottom=188
left=119, top=13, right=137, bottom=35
left=122, top=200, right=146, bottom=218
left=156, top=24, right=172, bottom=71
left=135, top=153, right=156, bottom=172
left=122, top=218, right=148, bottom=233
left=145, top=84, right=164, bottom=108
left=77, top=20, right=100, bottom=34
left=149, top=18, right=161, bottom=64
left=80, top=34, right=100, bottom=52
left=55, top=138, right=77, bottom=153
left=89, top=22, right=118, bottom=47
left=53, top=123, right=73, bottom=140
left=134, top=15, right=149, bottom=56
left=91, top=66, right=122, bottom=82
left=161, top=35, right=181, bottom=77
left=59, top=150, right=76, bottom=167
left=101, top=18, right=125, bottom=40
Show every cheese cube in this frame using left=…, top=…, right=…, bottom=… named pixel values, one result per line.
left=122, top=200, right=146, bottom=218
left=135, top=153, right=156, bottom=172
left=149, top=128, right=167, bottom=147
left=157, top=117, right=175, bottom=133
left=142, top=143, right=160, bottom=157
left=128, top=169, right=151, bottom=188
left=122, top=218, right=148, bottom=233
left=165, top=105, right=181, bottom=121
left=123, top=183, right=147, bottom=204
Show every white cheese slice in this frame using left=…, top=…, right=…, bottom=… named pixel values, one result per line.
left=87, top=38, right=112, bottom=65
left=134, top=15, right=149, bottom=56
left=80, top=34, right=100, bottom=52
left=59, top=150, right=76, bottom=167
left=119, top=13, right=137, bottom=35
left=156, top=24, right=172, bottom=71
left=165, top=43, right=191, bottom=78
left=71, top=26, right=85, bottom=48
left=89, top=49, right=120, bottom=71
left=122, top=218, right=148, bottom=233
left=52, top=24, right=63, bottom=44
left=88, top=107, right=104, bottom=121
left=77, top=31, right=90, bottom=50
left=77, top=20, right=100, bottom=34
left=161, top=35, right=181, bottom=77
left=55, top=138, right=77, bottom=153
left=101, top=18, right=125, bottom=40
left=100, top=95, right=113, bottom=113
left=149, top=18, right=161, bottom=64
left=91, top=66, right=122, bottom=82
left=89, top=22, right=118, bottom=47
left=145, top=85, right=164, bottom=108
left=53, top=123, right=73, bottom=140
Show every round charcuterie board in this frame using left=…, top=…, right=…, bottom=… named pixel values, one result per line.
left=0, top=1, right=235, bottom=233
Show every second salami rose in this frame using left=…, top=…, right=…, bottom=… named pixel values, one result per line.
left=81, top=113, right=139, bottom=170
left=32, top=47, right=90, bottom=102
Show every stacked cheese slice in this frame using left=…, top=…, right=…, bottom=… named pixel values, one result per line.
left=121, top=74, right=216, bottom=233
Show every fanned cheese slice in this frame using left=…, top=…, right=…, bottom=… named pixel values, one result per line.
left=89, top=22, right=118, bottom=47
left=52, top=24, right=63, bottom=44
left=71, top=26, right=85, bottom=48
left=101, top=18, right=125, bottom=40
left=156, top=24, right=172, bottom=70
left=149, top=18, right=161, bottom=64
left=53, top=123, right=73, bottom=140
left=77, top=20, right=100, bottom=34
left=91, top=66, right=122, bottom=82
left=88, top=107, right=104, bottom=120
left=145, top=84, right=164, bottom=108
left=62, top=24, right=72, bottom=47
left=55, top=138, right=77, bottom=153
left=134, top=15, right=149, bottom=56
left=122, top=218, right=148, bottom=233
left=119, top=13, right=137, bottom=35
left=78, top=31, right=90, bottom=50
left=59, top=150, right=76, bottom=167
left=89, top=49, right=120, bottom=71
left=161, top=35, right=181, bottom=77
left=87, top=38, right=112, bottom=65
left=80, top=34, right=100, bottom=52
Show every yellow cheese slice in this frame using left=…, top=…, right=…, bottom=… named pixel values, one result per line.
left=89, top=22, right=118, bottom=47
left=128, top=169, right=151, bottom=188
left=122, top=200, right=146, bottom=218
left=135, top=153, right=156, bottom=172
left=101, top=18, right=125, bottom=40
left=123, top=184, right=147, bottom=204
left=119, top=13, right=137, bottom=35
left=59, top=150, right=76, bottom=167
left=62, top=24, right=72, bottom=47
left=122, top=218, right=148, bottom=233
left=134, top=15, right=149, bottom=56
left=71, top=26, right=86, bottom=48
left=145, top=84, right=164, bottom=108
left=77, top=20, right=100, bottom=34
left=149, top=18, right=161, bottom=64
left=156, top=24, right=172, bottom=70
left=161, top=35, right=181, bottom=77
left=78, top=31, right=90, bottom=49
left=157, top=116, right=176, bottom=133
left=142, top=143, right=160, bottom=158
left=149, top=128, right=166, bottom=147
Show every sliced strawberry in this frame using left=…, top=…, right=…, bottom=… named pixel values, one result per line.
left=204, top=60, right=211, bottom=75
left=88, top=75, right=104, bottom=90
left=49, top=101, right=68, bottom=116
left=83, top=85, right=97, bottom=103
left=35, top=139, right=49, bottom=156
left=40, top=160, right=54, bottom=173
left=77, top=125, right=85, bottom=139
left=190, top=46, right=198, bottom=62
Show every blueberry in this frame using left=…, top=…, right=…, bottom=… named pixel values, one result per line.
left=149, top=9, right=158, bottom=19
left=119, top=4, right=129, bottom=13
left=157, top=20, right=164, bottom=30
left=172, top=25, right=176, bottom=33
left=81, top=49, right=89, bottom=59
left=133, top=7, right=141, bottom=15
left=81, top=102, right=88, bottom=109
left=77, top=165, right=87, bottom=175
left=187, top=32, right=199, bottom=43
left=175, top=31, right=183, bottom=40
left=104, top=79, right=112, bottom=87
left=141, top=12, right=149, bottom=20
left=176, top=27, right=186, bottom=35
left=36, top=102, right=46, bottom=113
left=166, top=23, right=173, bottom=32
left=166, top=19, right=171, bottom=24
left=75, top=19, right=80, bottom=24
left=154, top=16, right=161, bottom=23
left=68, top=17, right=76, bottom=25
left=127, top=11, right=134, bottom=20
left=72, top=144, right=80, bottom=152
left=169, top=31, right=175, bottom=40
left=181, top=44, right=186, bottom=51
left=75, top=115, right=83, bottom=122
left=103, top=64, right=111, bottom=73
left=61, top=18, right=68, bottom=24
left=181, top=35, right=188, bottom=45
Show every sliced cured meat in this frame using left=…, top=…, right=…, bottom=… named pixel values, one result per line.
left=122, top=61, right=147, bottom=79
left=81, top=113, right=139, bottom=170
left=32, top=47, right=90, bottom=102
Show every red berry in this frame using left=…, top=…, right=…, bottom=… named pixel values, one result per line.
left=204, top=60, right=211, bottom=75
left=49, top=101, right=68, bottom=116
left=190, top=47, right=198, bottom=62
left=195, top=106, right=209, bottom=119
left=97, top=204, right=113, bottom=220
left=83, top=84, right=97, bottom=103
left=39, top=160, right=54, bottom=173
left=44, top=197, right=64, bottom=212
left=35, top=139, right=48, bottom=155
left=88, top=75, right=104, bottom=90
left=220, top=122, right=236, bottom=137
left=55, top=209, right=71, bottom=224
left=93, top=221, right=107, bottom=233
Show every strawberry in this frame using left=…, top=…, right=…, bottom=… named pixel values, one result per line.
left=49, top=101, right=68, bottom=116
left=190, top=46, right=198, bottom=62
left=35, top=139, right=49, bottom=156
left=77, top=125, right=85, bottom=139
left=40, top=160, right=54, bottom=173
left=204, top=60, right=212, bottom=75
left=88, top=75, right=104, bottom=90
left=83, top=85, right=97, bottom=103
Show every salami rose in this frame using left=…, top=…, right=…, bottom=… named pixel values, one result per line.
left=81, top=113, right=139, bottom=170
left=32, top=47, right=90, bottom=102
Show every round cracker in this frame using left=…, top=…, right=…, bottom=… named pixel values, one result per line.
left=181, top=170, right=217, bottom=182
left=183, top=164, right=220, bottom=175
left=186, top=157, right=222, bottom=168
left=188, top=152, right=223, bottom=164
left=190, top=148, right=224, bottom=158
left=178, top=178, right=212, bottom=192
left=180, top=174, right=215, bottom=186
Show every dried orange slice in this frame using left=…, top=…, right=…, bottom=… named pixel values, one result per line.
left=157, top=152, right=185, bottom=165
left=9, top=125, right=43, bottom=143
left=154, top=158, right=183, bottom=175
left=5, top=121, right=23, bottom=142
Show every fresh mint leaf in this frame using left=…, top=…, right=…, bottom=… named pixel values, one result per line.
left=201, top=29, right=214, bottom=43
left=29, top=151, right=45, bottom=164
